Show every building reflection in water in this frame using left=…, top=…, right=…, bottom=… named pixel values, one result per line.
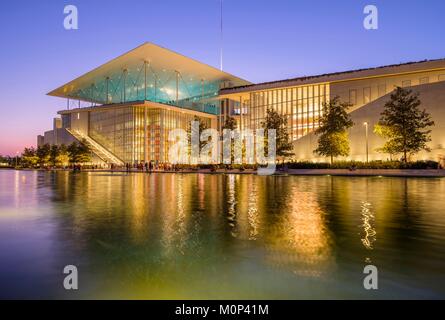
left=19, top=172, right=445, bottom=299
left=265, top=183, right=332, bottom=278
left=226, top=175, right=238, bottom=238
left=360, top=201, right=376, bottom=250
left=247, top=177, right=259, bottom=241
left=225, top=176, right=333, bottom=278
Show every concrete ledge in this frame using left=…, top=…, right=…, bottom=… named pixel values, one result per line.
left=8, top=168, right=445, bottom=177
left=286, top=169, right=445, bottom=177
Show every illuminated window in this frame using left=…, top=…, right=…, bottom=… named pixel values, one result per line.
left=363, top=87, right=371, bottom=104
left=402, top=80, right=411, bottom=87
left=439, top=74, right=445, bottom=81
left=420, top=77, right=429, bottom=85
left=349, top=90, right=357, bottom=105
left=378, top=84, right=386, bottom=96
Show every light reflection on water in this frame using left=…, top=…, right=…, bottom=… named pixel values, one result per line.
left=361, top=201, right=376, bottom=250
left=0, top=170, right=445, bottom=299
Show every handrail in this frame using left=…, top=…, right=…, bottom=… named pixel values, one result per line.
left=66, top=128, right=124, bottom=165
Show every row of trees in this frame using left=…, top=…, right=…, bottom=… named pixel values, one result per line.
left=219, top=87, right=435, bottom=164
left=20, top=140, right=91, bottom=168
left=314, top=87, right=434, bottom=163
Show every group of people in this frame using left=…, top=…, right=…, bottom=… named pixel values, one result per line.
left=123, top=161, right=180, bottom=173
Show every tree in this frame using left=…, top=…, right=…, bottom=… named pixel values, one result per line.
left=314, top=97, right=354, bottom=163
left=67, top=142, right=78, bottom=164
left=67, top=140, right=92, bottom=164
left=222, top=116, right=238, bottom=164
left=186, top=116, right=209, bottom=163
left=261, top=108, right=294, bottom=163
left=49, top=144, right=69, bottom=167
left=373, top=124, right=398, bottom=160
left=57, top=144, right=70, bottom=166
left=21, top=147, right=39, bottom=168
left=49, top=145, right=60, bottom=167
left=77, top=139, right=92, bottom=163
left=375, top=87, right=434, bottom=162
left=222, top=116, right=237, bottom=131
left=36, top=144, right=51, bottom=167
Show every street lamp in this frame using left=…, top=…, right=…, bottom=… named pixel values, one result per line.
left=363, top=122, right=369, bottom=163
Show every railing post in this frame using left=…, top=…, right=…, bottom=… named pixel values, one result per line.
left=175, top=70, right=179, bottom=106
left=106, top=77, right=110, bottom=104
left=144, top=61, right=148, bottom=101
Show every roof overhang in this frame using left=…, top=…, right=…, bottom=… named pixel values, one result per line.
left=48, top=42, right=251, bottom=105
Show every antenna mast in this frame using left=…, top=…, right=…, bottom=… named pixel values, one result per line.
left=220, top=0, right=223, bottom=71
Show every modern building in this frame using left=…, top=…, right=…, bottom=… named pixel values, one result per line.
left=39, top=42, right=445, bottom=165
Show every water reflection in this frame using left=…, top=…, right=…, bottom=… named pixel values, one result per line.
left=247, top=178, right=259, bottom=241
left=226, top=174, right=237, bottom=238
left=361, top=201, right=376, bottom=250
left=1, top=171, right=445, bottom=299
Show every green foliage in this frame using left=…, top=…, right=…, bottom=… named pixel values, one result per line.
left=36, top=144, right=51, bottom=167
left=314, top=131, right=350, bottom=162
left=187, top=116, right=209, bottom=153
left=67, top=140, right=92, bottom=164
left=222, top=116, right=238, bottom=164
left=373, top=124, right=398, bottom=158
left=287, top=160, right=439, bottom=170
left=57, top=144, right=70, bottom=166
left=21, top=147, right=39, bottom=167
left=261, top=108, right=294, bottom=160
left=49, top=145, right=59, bottom=166
left=376, top=87, right=434, bottom=162
left=49, top=144, right=70, bottom=166
left=314, top=97, right=353, bottom=163
left=222, top=116, right=237, bottom=131
left=287, top=161, right=331, bottom=169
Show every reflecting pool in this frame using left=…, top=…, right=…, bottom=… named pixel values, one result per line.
left=0, top=170, right=444, bottom=299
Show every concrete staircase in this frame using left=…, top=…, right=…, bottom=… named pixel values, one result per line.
left=66, top=128, right=124, bottom=166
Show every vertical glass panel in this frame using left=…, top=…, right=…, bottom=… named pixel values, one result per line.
left=363, top=87, right=371, bottom=104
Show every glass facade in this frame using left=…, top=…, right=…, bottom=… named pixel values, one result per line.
left=248, top=84, right=330, bottom=140
left=89, top=107, right=136, bottom=163
left=146, top=109, right=210, bottom=163
left=89, top=106, right=211, bottom=164
left=67, top=62, right=221, bottom=115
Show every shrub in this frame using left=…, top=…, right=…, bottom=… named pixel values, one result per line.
left=286, top=160, right=439, bottom=170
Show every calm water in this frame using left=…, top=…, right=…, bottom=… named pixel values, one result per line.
left=0, top=170, right=444, bottom=299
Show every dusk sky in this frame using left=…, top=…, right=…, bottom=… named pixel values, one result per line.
left=0, top=0, right=444, bottom=155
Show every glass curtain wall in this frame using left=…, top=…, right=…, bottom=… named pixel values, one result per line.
left=249, top=84, right=330, bottom=140
left=68, top=62, right=221, bottom=115
left=89, top=107, right=135, bottom=163
left=90, top=106, right=211, bottom=164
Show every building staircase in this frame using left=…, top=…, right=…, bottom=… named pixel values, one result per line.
left=66, top=128, right=125, bottom=166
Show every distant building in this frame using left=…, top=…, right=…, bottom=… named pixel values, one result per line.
left=37, top=135, right=44, bottom=147
left=38, top=42, right=445, bottom=164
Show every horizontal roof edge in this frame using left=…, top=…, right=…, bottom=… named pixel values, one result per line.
left=220, top=58, right=445, bottom=94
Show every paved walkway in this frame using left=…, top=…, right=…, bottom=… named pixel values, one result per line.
left=11, top=168, right=445, bottom=177
left=80, top=168, right=445, bottom=177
